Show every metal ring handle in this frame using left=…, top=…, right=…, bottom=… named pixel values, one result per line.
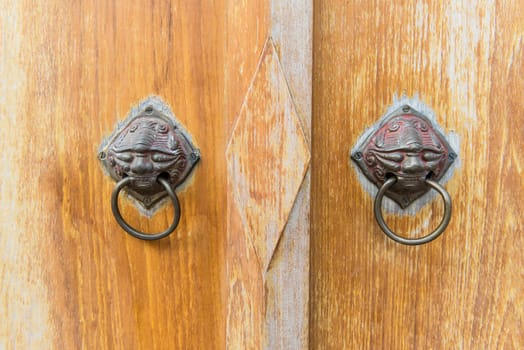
left=374, top=177, right=452, bottom=245
left=111, top=177, right=181, bottom=240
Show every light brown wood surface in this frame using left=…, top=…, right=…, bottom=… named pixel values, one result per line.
left=225, top=1, right=312, bottom=349
left=226, top=38, right=310, bottom=349
left=1, top=1, right=227, bottom=349
left=3, top=1, right=521, bottom=349
left=1, top=0, right=311, bottom=349
left=311, top=1, right=523, bottom=349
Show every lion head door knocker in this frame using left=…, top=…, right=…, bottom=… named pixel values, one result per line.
left=351, top=104, right=457, bottom=245
left=98, top=97, right=200, bottom=240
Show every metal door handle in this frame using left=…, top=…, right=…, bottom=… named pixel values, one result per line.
left=374, top=177, right=452, bottom=245
left=98, top=97, right=200, bottom=240
left=351, top=104, right=456, bottom=245
left=111, top=176, right=181, bottom=240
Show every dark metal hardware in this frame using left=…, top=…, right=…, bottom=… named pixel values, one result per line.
left=99, top=97, right=199, bottom=240
left=111, top=177, right=180, bottom=240
left=351, top=104, right=456, bottom=245
left=374, top=176, right=452, bottom=245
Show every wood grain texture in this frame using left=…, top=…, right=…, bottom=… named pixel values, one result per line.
left=0, top=1, right=226, bottom=349
left=267, top=2, right=312, bottom=348
left=223, top=2, right=270, bottom=348
left=225, top=1, right=312, bottom=348
left=226, top=40, right=310, bottom=275
left=226, top=38, right=310, bottom=349
left=311, top=0, right=523, bottom=349
left=225, top=0, right=270, bottom=130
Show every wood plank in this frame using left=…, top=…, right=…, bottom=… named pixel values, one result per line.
left=225, top=1, right=312, bottom=348
left=223, top=3, right=269, bottom=348
left=226, top=39, right=310, bottom=349
left=266, top=2, right=312, bottom=348
left=0, top=1, right=226, bottom=348
left=311, top=0, right=524, bottom=348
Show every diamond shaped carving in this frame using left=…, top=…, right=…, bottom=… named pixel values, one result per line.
left=226, top=40, right=310, bottom=273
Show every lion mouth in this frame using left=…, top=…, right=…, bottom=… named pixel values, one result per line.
left=395, top=174, right=428, bottom=190
left=130, top=177, right=157, bottom=189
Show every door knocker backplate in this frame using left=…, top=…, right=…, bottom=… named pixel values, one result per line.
left=98, top=96, right=200, bottom=240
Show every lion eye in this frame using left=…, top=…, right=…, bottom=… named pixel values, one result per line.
left=151, top=153, right=176, bottom=162
left=422, top=152, right=441, bottom=161
left=115, top=152, right=133, bottom=162
left=379, top=153, right=403, bottom=162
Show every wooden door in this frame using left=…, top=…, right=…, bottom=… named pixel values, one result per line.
left=3, top=1, right=522, bottom=349
left=0, top=1, right=227, bottom=348
left=1, top=0, right=311, bottom=349
left=311, top=1, right=523, bottom=349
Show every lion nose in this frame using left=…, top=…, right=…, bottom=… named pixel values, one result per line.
left=130, top=156, right=153, bottom=175
left=402, top=155, right=425, bottom=174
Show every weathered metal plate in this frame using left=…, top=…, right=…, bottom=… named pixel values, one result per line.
left=98, top=97, right=199, bottom=211
left=351, top=105, right=456, bottom=208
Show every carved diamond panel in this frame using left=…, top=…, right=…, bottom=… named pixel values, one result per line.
left=226, top=40, right=310, bottom=273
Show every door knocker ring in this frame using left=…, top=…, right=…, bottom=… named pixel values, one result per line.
left=111, top=176, right=181, bottom=240
left=374, top=176, right=452, bottom=245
